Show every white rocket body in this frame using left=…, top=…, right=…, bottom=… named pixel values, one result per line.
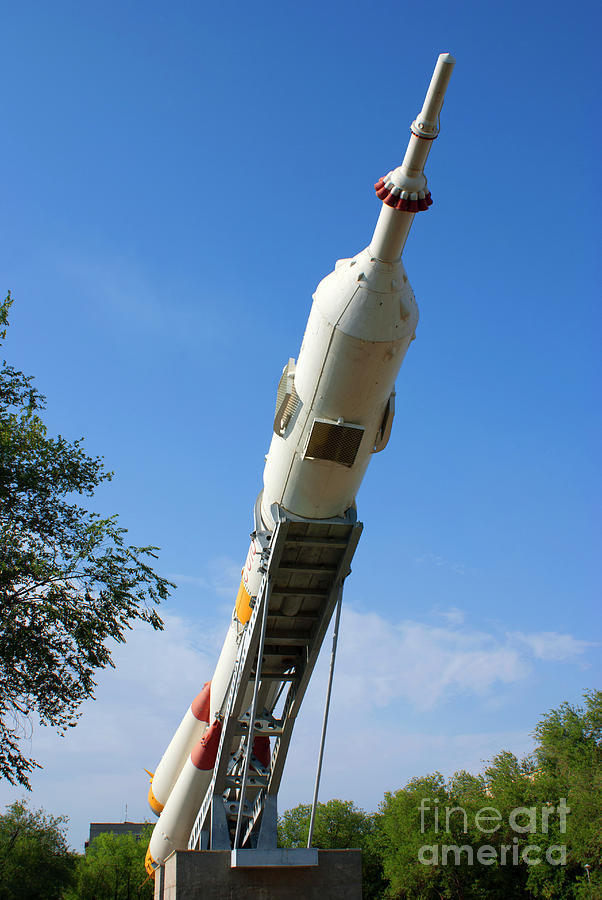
left=145, top=53, right=455, bottom=875
left=261, top=248, right=417, bottom=527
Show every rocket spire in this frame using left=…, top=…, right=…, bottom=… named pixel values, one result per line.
left=370, top=52, right=455, bottom=263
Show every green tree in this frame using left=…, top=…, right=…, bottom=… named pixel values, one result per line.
left=0, top=799, right=75, bottom=899
left=278, top=798, right=387, bottom=899
left=377, top=694, right=602, bottom=899
left=378, top=760, right=578, bottom=899
left=378, top=772, right=477, bottom=899
left=0, top=293, right=173, bottom=787
left=526, top=690, right=602, bottom=898
left=65, top=826, right=154, bottom=900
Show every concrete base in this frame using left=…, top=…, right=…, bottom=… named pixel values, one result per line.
left=155, top=849, right=362, bottom=900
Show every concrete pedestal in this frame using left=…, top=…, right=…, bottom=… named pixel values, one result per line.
left=154, top=849, right=362, bottom=900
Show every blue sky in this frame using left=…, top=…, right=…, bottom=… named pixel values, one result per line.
left=1, top=0, right=600, bottom=849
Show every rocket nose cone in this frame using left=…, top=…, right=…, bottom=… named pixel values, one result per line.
left=147, top=784, right=164, bottom=816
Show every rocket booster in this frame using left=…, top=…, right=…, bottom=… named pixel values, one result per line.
left=145, top=682, right=210, bottom=814
left=146, top=53, right=455, bottom=874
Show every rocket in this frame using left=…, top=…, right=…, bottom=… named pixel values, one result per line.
left=145, top=52, right=455, bottom=875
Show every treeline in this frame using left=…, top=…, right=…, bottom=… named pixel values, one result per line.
left=0, top=691, right=600, bottom=899
left=279, top=690, right=602, bottom=898
left=0, top=805, right=153, bottom=899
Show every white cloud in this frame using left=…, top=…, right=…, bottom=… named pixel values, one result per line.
left=508, top=630, right=597, bottom=662
left=416, top=552, right=449, bottom=567
left=333, top=609, right=529, bottom=710
left=438, top=606, right=466, bottom=626
left=278, top=609, right=594, bottom=810
left=280, top=719, right=534, bottom=814
left=0, top=604, right=593, bottom=851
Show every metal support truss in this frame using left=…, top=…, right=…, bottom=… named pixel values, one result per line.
left=188, top=504, right=362, bottom=852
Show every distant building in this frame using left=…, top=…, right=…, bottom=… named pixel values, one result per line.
left=86, top=822, right=149, bottom=851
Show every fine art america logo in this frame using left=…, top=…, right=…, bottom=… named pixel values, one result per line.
left=418, top=798, right=569, bottom=866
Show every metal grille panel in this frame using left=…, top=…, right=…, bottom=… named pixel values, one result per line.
left=304, top=419, right=364, bottom=468
left=274, top=359, right=300, bottom=436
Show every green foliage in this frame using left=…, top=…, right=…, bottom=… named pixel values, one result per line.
left=278, top=798, right=387, bottom=899
left=277, top=694, right=600, bottom=898
left=376, top=693, right=602, bottom=899
left=65, top=826, right=154, bottom=900
left=0, top=294, right=173, bottom=787
left=279, top=798, right=375, bottom=848
left=526, top=691, right=602, bottom=898
left=0, top=799, right=75, bottom=899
